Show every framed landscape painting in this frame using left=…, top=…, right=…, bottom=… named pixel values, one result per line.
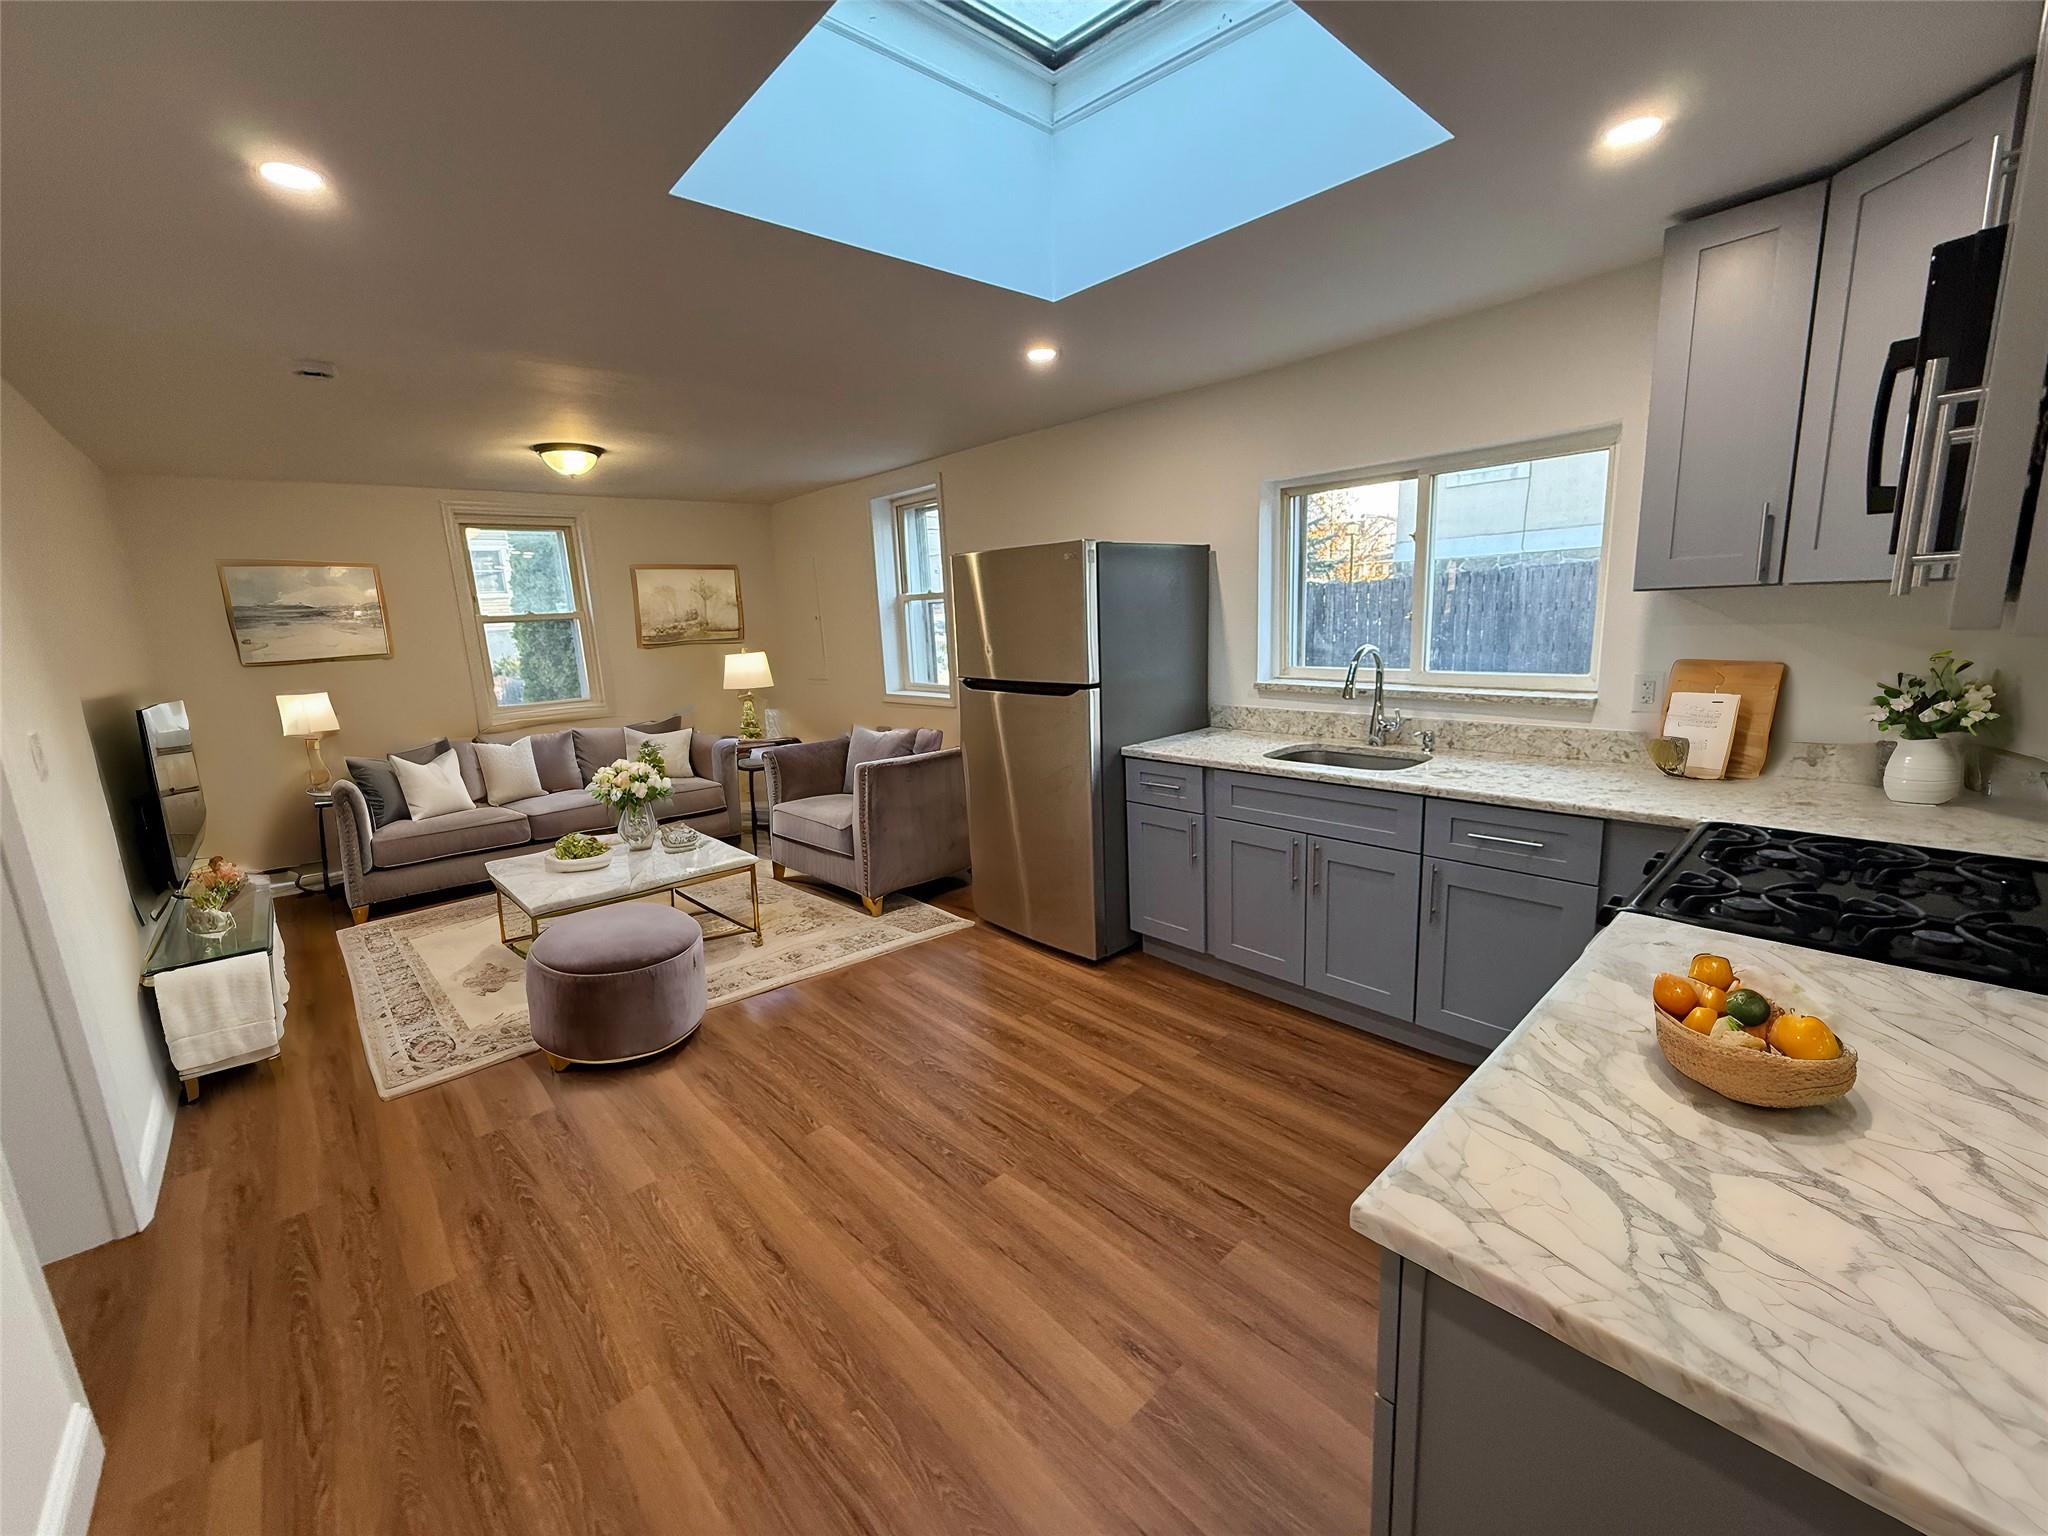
left=218, top=561, right=392, bottom=666
left=631, top=564, right=744, bottom=646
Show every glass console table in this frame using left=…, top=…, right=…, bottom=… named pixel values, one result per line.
left=141, top=881, right=283, bottom=1103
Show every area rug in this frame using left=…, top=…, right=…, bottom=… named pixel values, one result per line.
left=337, top=863, right=971, bottom=1099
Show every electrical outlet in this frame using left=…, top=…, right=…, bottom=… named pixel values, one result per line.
left=1632, top=674, right=1662, bottom=713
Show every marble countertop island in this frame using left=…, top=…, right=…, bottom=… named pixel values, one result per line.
left=1124, top=728, right=2048, bottom=859
left=1349, top=912, right=2048, bottom=1536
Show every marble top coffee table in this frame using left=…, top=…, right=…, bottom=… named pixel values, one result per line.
left=487, top=833, right=762, bottom=955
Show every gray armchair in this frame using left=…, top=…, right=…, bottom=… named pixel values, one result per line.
left=763, top=731, right=968, bottom=915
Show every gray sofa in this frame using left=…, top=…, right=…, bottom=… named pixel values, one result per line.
left=763, top=729, right=968, bottom=915
left=332, top=722, right=740, bottom=921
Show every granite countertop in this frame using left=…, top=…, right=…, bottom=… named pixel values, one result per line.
left=1123, top=728, right=2048, bottom=860
left=1348, top=912, right=2048, bottom=1536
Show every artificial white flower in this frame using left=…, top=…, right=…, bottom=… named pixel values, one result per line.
left=1918, top=706, right=1943, bottom=723
left=1867, top=707, right=1891, bottom=723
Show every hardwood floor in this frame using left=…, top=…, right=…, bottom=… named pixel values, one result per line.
left=48, top=885, right=1469, bottom=1535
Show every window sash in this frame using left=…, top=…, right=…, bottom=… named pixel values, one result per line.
left=882, top=491, right=951, bottom=697
left=1272, top=431, right=1614, bottom=694
left=445, top=507, right=607, bottom=726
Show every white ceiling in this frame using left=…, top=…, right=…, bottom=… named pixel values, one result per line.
left=1, top=1, right=2036, bottom=503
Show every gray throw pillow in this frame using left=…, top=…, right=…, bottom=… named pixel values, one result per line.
left=346, top=737, right=450, bottom=829
left=844, top=725, right=918, bottom=792
left=528, top=729, right=581, bottom=794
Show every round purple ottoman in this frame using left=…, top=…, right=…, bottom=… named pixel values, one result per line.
left=525, top=905, right=706, bottom=1070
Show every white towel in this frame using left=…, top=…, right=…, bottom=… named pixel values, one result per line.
left=154, top=940, right=287, bottom=1075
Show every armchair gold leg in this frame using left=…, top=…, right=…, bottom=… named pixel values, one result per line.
left=351, top=905, right=369, bottom=925
left=862, top=895, right=885, bottom=918
left=772, top=862, right=785, bottom=880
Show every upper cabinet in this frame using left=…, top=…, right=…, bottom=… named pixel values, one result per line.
left=1636, top=71, right=2039, bottom=615
left=1634, top=184, right=1825, bottom=590
left=1784, top=77, right=2022, bottom=584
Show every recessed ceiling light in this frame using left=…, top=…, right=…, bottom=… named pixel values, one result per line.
left=258, top=161, right=327, bottom=193
left=532, top=442, right=605, bottom=477
left=1024, top=345, right=1059, bottom=366
left=1600, top=115, right=1665, bottom=151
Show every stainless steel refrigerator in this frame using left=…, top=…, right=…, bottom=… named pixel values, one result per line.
left=952, top=539, right=1209, bottom=959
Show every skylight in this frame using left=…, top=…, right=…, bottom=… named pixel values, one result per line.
left=671, top=0, right=1449, bottom=301
left=946, top=0, right=1156, bottom=66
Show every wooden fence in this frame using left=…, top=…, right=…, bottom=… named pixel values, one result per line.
left=1301, top=554, right=1598, bottom=674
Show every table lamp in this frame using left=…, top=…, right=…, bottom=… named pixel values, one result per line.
left=276, top=691, right=340, bottom=790
left=723, top=650, right=773, bottom=741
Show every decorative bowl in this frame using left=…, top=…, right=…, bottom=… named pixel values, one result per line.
left=546, top=850, right=613, bottom=874
left=1652, top=1006, right=1856, bottom=1107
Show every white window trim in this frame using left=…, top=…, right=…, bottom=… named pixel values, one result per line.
left=440, top=501, right=611, bottom=731
left=869, top=482, right=956, bottom=707
left=1260, top=427, right=1618, bottom=699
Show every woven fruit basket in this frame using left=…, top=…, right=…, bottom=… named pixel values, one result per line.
left=1653, top=1007, right=1857, bottom=1108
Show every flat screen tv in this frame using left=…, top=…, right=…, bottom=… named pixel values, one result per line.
left=134, top=701, right=205, bottom=915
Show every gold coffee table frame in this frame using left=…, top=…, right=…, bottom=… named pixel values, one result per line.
left=495, top=858, right=763, bottom=957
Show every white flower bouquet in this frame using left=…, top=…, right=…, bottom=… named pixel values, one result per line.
left=1870, top=649, right=1999, bottom=740
left=587, top=757, right=672, bottom=809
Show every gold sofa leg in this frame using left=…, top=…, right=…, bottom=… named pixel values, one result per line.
left=862, top=895, right=885, bottom=918
left=772, top=862, right=786, bottom=880
left=351, top=905, right=370, bottom=925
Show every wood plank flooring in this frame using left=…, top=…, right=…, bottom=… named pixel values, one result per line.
left=47, top=884, right=1468, bottom=1535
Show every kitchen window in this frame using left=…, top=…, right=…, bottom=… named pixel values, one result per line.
left=1266, top=430, right=1616, bottom=695
left=871, top=486, right=952, bottom=703
left=442, top=504, right=608, bottom=728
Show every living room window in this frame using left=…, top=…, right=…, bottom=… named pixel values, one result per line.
left=442, top=504, right=609, bottom=728
left=1265, top=430, right=1616, bottom=696
left=870, top=485, right=953, bottom=704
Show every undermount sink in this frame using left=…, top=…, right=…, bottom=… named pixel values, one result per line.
left=1265, top=744, right=1432, bottom=772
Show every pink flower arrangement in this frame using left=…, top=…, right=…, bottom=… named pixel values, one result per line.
left=187, top=855, right=245, bottom=912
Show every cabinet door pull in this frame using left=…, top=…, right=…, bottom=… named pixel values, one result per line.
left=1289, top=838, right=1300, bottom=886
left=1755, top=500, right=1775, bottom=583
left=1310, top=843, right=1322, bottom=893
left=1428, top=862, right=1441, bottom=920
left=1466, top=831, right=1545, bottom=850
left=1188, top=820, right=1201, bottom=863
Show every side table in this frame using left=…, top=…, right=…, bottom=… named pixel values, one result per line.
left=735, top=736, right=800, bottom=853
left=306, top=785, right=336, bottom=896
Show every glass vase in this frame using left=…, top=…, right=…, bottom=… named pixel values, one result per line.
left=185, top=903, right=234, bottom=938
left=616, top=801, right=657, bottom=851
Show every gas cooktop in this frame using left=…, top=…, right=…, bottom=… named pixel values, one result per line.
left=1625, top=822, right=2048, bottom=995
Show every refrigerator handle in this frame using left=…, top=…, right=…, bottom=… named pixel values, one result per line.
left=960, top=678, right=1091, bottom=697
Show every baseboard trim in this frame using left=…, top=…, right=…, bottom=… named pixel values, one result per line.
left=1140, top=938, right=1487, bottom=1066
left=37, top=1402, right=104, bottom=1536
left=130, top=1083, right=174, bottom=1227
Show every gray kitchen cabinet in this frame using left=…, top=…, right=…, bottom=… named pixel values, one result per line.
left=1206, top=816, right=1306, bottom=984
left=1783, top=76, right=2022, bottom=585
left=1636, top=182, right=1826, bottom=591
left=1126, top=802, right=1205, bottom=950
left=1305, top=837, right=1420, bottom=1020
left=1415, top=858, right=1598, bottom=1049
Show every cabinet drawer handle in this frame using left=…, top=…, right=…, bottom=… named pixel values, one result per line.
left=1139, top=776, right=1183, bottom=794
left=1428, top=862, right=1441, bottom=920
left=1466, top=832, right=1545, bottom=850
left=1289, top=838, right=1300, bottom=886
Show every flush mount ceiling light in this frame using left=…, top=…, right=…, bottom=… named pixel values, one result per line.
left=257, top=160, right=327, bottom=193
left=532, top=442, right=605, bottom=477
left=1600, top=114, right=1665, bottom=150
left=1024, top=344, right=1059, bottom=365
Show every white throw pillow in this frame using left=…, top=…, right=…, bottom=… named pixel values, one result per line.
left=472, top=737, right=545, bottom=805
left=387, top=749, right=475, bottom=820
left=625, top=725, right=695, bottom=781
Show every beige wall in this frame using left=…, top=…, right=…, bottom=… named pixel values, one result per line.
left=766, top=263, right=2046, bottom=758
left=1, top=381, right=174, bottom=1217
left=108, top=476, right=774, bottom=871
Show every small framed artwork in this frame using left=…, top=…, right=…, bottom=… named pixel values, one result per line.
left=631, top=564, right=744, bottom=646
left=218, top=561, right=393, bottom=666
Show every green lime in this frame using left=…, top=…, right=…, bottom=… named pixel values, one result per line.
left=1723, top=988, right=1771, bottom=1029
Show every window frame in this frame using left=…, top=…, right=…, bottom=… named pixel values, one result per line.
left=870, top=483, right=955, bottom=707
left=1264, top=427, right=1618, bottom=698
left=441, top=501, right=610, bottom=730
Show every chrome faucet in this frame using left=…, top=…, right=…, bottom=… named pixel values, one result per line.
left=1341, top=643, right=1403, bottom=746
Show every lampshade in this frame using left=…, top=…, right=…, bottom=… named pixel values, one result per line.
left=276, top=691, right=339, bottom=738
left=723, top=651, right=774, bottom=691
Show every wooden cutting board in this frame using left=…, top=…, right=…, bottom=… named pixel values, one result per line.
left=1661, top=659, right=1785, bottom=780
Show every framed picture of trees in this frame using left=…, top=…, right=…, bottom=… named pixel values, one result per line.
left=631, top=565, right=744, bottom=647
